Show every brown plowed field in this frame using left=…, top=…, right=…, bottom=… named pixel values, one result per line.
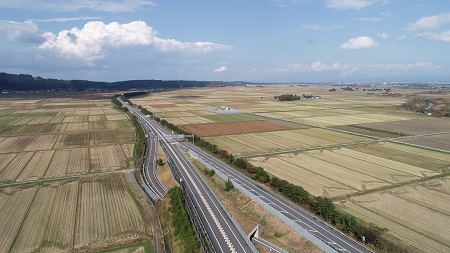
left=181, top=120, right=295, bottom=137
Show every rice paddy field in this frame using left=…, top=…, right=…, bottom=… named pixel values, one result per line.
left=0, top=96, right=135, bottom=183
left=0, top=93, right=150, bottom=253
left=0, top=175, right=148, bottom=253
left=133, top=85, right=450, bottom=252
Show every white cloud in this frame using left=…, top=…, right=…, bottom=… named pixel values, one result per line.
left=153, top=38, right=232, bottom=53
left=33, top=17, right=100, bottom=23
left=213, top=65, right=228, bottom=73
left=39, top=21, right=232, bottom=61
left=271, top=61, right=355, bottom=73
left=0, top=0, right=156, bottom=13
left=366, top=62, right=440, bottom=70
left=299, top=24, right=344, bottom=31
left=377, top=32, right=390, bottom=39
left=270, top=60, right=439, bottom=76
left=407, top=12, right=450, bottom=32
left=407, top=12, right=450, bottom=42
left=340, top=36, right=378, bottom=49
left=0, top=20, right=44, bottom=43
left=326, top=0, right=389, bottom=11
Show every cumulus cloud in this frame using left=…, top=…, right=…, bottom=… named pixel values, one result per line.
left=0, top=0, right=156, bottom=13
left=39, top=21, right=232, bottom=61
left=213, top=65, right=228, bottom=73
left=326, top=0, right=389, bottom=11
left=0, top=20, right=44, bottom=43
left=340, top=36, right=378, bottom=49
left=407, top=12, right=450, bottom=42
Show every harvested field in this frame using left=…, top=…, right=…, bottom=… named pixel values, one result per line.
left=67, top=148, right=89, bottom=174
left=63, top=115, right=89, bottom=123
left=107, top=119, right=132, bottom=129
left=0, top=136, right=34, bottom=153
left=75, top=176, right=147, bottom=250
left=24, top=134, right=59, bottom=151
left=149, top=103, right=179, bottom=108
left=358, top=118, right=450, bottom=135
left=114, top=129, right=135, bottom=144
left=398, top=133, right=450, bottom=152
left=16, top=150, right=54, bottom=181
left=90, top=145, right=126, bottom=172
left=45, top=149, right=71, bottom=178
left=89, top=121, right=110, bottom=130
left=105, top=114, right=128, bottom=121
left=0, top=152, right=34, bottom=182
left=55, top=133, right=89, bottom=148
left=121, top=144, right=135, bottom=160
left=0, top=125, right=24, bottom=136
left=339, top=176, right=450, bottom=253
left=0, top=186, right=38, bottom=253
left=350, top=142, right=450, bottom=172
left=181, top=120, right=296, bottom=137
left=249, top=156, right=356, bottom=197
left=65, top=122, right=89, bottom=132
left=0, top=176, right=147, bottom=252
left=89, top=130, right=117, bottom=146
left=332, top=148, right=439, bottom=177
left=89, top=115, right=107, bottom=121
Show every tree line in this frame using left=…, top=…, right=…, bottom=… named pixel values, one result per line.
left=0, top=72, right=242, bottom=91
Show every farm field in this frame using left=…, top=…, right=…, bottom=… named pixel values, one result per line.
left=249, top=143, right=443, bottom=198
left=338, top=176, right=450, bottom=253
left=132, top=85, right=450, bottom=252
left=0, top=175, right=148, bottom=253
left=397, top=133, right=450, bottom=152
left=0, top=95, right=136, bottom=183
left=203, top=128, right=371, bottom=156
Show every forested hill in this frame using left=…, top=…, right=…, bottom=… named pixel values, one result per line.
left=0, top=73, right=242, bottom=91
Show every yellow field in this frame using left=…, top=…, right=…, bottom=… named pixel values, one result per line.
left=0, top=175, right=148, bottom=252
left=339, top=176, right=450, bottom=253
left=0, top=95, right=135, bottom=182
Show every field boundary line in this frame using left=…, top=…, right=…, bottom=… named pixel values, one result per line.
left=0, top=169, right=133, bottom=188
left=239, top=140, right=379, bottom=158
left=332, top=172, right=450, bottom=201
left=351, top=202, right=450, bottom=248
left=389, top=139, right=450, bottom=154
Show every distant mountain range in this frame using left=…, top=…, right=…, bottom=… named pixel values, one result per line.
left=0, top=73, right=243, bottom=92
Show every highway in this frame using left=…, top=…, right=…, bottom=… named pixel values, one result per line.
left=140, top=120, right=168, bottom=200
left=122, top=100, right=256, bottom=253
left=180, top=138, right=372, bottom=253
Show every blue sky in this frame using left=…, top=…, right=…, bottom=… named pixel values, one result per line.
left=1, top=0, right=449, bottom=82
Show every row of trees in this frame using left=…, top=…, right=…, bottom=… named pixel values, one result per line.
left=168, top=187, right=200, bottom=252
left=123, top=96, right=411, bottom=252
left=274, top=94, right=301, bottom=101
